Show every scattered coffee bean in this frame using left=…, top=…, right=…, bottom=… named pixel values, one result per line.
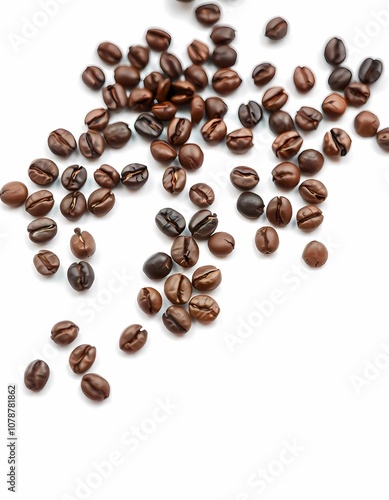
left=201, top=118, right=227, bottom=143
left=210, top=25, right=235, bottom=45
left=296, top=205, right=324, bottom=231
left=252, top=62, right=276, bottom=86
left=324, top=37, right=346, bottom=65
left=128, top=87, right=155, bottom=111
left=143, top=252, right=173, bottom=279
left=298, top=149, right=324, bottom=176
left=344, top=82, right=370, bottom=107
left=171, top=235, right=200, bottom=267
left=293, top=66, right=315, bottom=92
left=184, top=64, right=209, bottom=89
left=164, top=273, right=192, bottom=304
left=262, top=86, right=288, bottom=111
left=269, top=110, right=295, bottom=135
left=146, top=28, right=171, bottom=51
left=189, top=295, right=220, bottom=323
left=150, top=140, right=177, bottom=162
left=188, top=39, right=209, bottom=64
left=178, top=144, right=204, bottom=171
left=358, top=57, right=383, bottom=84
left=163, top=166, right=187, bottom=194
left=302, top=241, right=328, bottom=268
left=144, top=71, right=164, bottom=92
left=97, top=41, right=122, bottom=64
left=33, top=250, right=60, bottom=276
left=191, top=96, right=205, bottom=124
left=51, top=320, right=79, bottom=346
left=28, top=159, right=59, bottom=186
left=84, top=108, right=110, bottom=131
left=137, top=288, right=163, bottom=315
left=266, top=196, right=293, bottom=227
left=295, top=106, right=322, bottom=131
left=195, top=3, right=221, bottom=25
left=208, top=231, right=235, bottom=257
left=79, top=130, right=106, bottom=159
left=87, top=188, right=115, bottom=216
left=226, top=128, right=253, bottom=153
left=162, top=306, right=192, bottom=334
left=0, top=181, right=28, bottom=207
left=170, top=80, right=195, bottom=105
left=27, top=217, right=57, bottom=243
left=127, top=44, right=149, bottom=69
left=299, top=179, right=328, bottom=204
left=236, top=192, right=265, bottom=219
left=104, top=122, right=132, bottom=148
left=265, top=16, right=288, bottom=40
left=205, top=96, right=228, bottom=118
left=67, top=261, right=95, bottom=291
left=119, top=325, right=148, bottom=352
left=24, top=191, right=53, bottom=218
left=114, top=65, right=140, bottom=88
left=69, top=344, right=97, bottom=374
left=322, top=128, right=352, bottom=158
left=48, top=128, right=77, bottom=157
left=212, top=45, right=237, bottom=67
left=61, top=165, right=87, bottom=191
left=94, top=164, right=120, bottom=188
left=155, top=208, right=186, bottom=237
left=189, top=210, right=218, bottom=239
left=70, top=228, right=96, bottom=259
left=81, top=373, right=110, bottom=401
left=238, top=101, right=263, bottom=128
left=82, top=66, right=105, bottom=90
left=60, top=192, right=87, bottom=221
left=272, top=131, right=303, bottom=160
left=167, top=117, right=192, bottom=146
left=189, top=183, right=215, bottom=208
left=135, top=113, right=164, bottom=138
left=255, top=226, right=279, bottom=254
left=272, top=162, right=301, bottom=189
left=212, top=68, right=242, bottom=94
left=328, top=67, right=352, bottom=90
left=322, top=93, right=347, bottom=118
left=376, top=128, right=389, bottom=151
left=230, top=166, right=259, bottom=191
left=102, top=83, right=127, bottom=110
left=160, top=52, right=183, bottom=79
left=354, top=111, right=380, bottom=138
left=192, top=265, right=221, bottom=291
left=121, top=164, right=149, bottom=190
left=24, top=360, right=50, bottom=392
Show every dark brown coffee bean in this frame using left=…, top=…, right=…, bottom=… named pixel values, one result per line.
left=184, top=64, right=209, bottom=89
left=354, top=111, right=380, bottom=138
left=272, top=131, right=303, bottom=160
left=160, top=52, right=183, bottom=79
left=269, top=110, right=295, bottom=135
left=51, top=320, right=79, bottom=346
left=226, top=128, right=253, bottom=153
left=212, top=45, right=237, bottom=67
left=272, top=162, right=301, bottom=189
left=135, top=113, right=164, bottom=139
left=323, top=128, right=352, bottom=158
left=191, top=96, right=205, bottom=124
left=376, top=128, right=389, bottom=151
left=164, top=274, right=192, bottom=304
left=295, top=107, right=323, bottom=132
left=299, top=179, right=328, bottom=204
left=0, top=181, right=28, bottom=207
left=293, top=66, right=315, bottom=92
left=69, top=344, right=96, bottom=374
left=150, top=140, right=177, bottom=162
left=153, top=77, right=172, bottom=104
left=210, top=25, right=235, bottom=45
left=25, top=190, right=54, bottom=217
left=236, top=192, right=265, bottom=219
left=28, top=159, right=59, bottom=186
left=114, top=65, right=140, bottom=88
left=156, top=208, right=186, bottom=237
left=143, top=252, right=173, bottom=279
left=208, top=231, right=235, bottom=257
left=230, top=166, right=259, bottom=190
left=67, top=261, right=95, bottom=291
left=60, top=192, right=87, bottom=221
left=128, top=87, right=154, bottom=111
left=94, top=164, right=120, bottom=188
left=24, top=360, right=50, bottom=392
left=189, top=210, right=218, bottom=240
left=61, top=165, right=87, bottom=191
left=302, top=241, right=328, bottom=268
left=97, top=41, right=122, bottom=64
left=201, top=118, right=227, bottom=143
left=27, top=217, right=57, bottom=243
left=189, top=295, right=220, bottom=323
left=296, top=205, right=324, bottom=231
left=82, top=66, right=105, bottom=90
left=102, top=83, right=127, bottom=110
left=189, top=183, right=215, bottom=208
left=344, top=82, right=370, bottom=107
left=170, top=81, right=195, bottom=105
left=266, top=196, right=293, bottom=227
left=328, top=67, right=352, bottom=90
left=48, top=128, right=76, bottom=157
left=70, top=228, right=96, bottom=259
left=195, top=3, right=221, bottom=25
left=238, top=101, right=263, bottom=128
left=255, top=226, right=279, bottom=254
left=163, top=166, right=187, bottom=194
left=152, top=101, right=177, bottom=121
left=167, top=117, right=192, bottom=146
left=146, top=28, right=171, bottom=51
left=79, top=131, right=106, bottom=159
left=188, top=39, right=209, bottom=64
left=212, top=68, right=242, bottom=94
left=81, top=373, right=110, bottom=401
left=162, top=306, right=192, bottom=334
left=33, top=250, right=60, bottom=276
left=322, top=93, right=347, bottom=119
left=252, top=63, right=276, bottom=86
left=171, top=235, right=200, bottom=267
left=84, top=108, right=110, bottom=131
left=358, top=58, right=383, bottom=84
left=119, top=325, right=148, bottom=352
left=205, top=97, right=228, bottom=119
left=262, top=86, right=288, bottom=111
left=178, top=144, right=204, bottom=171
left=88, top=188, right=115, bottom=216
left=144, top=71, right=164, bottom=92
left=104, top=122, right=132, bottom=149
left=298, top=149, right=324, bottom=176
left=127, top=45, right=149, bottom=69
left=324, top=37, right=346, bottom=65
left=121, top=164, right=149, bottom=190
left=265, top=17, right=288, bottom=40
left=192, top=265, right=221, bottom=291
left=137, top=288, right=163, bottom=315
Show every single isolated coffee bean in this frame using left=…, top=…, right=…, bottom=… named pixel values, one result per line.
left=121, top=164, right=149, bottom=190
left=179, top=144, right=204, bottom=171
left=184, top=64, right=208, bottom=89
left=269, top=111, right=295, bottom=135
left=69, top=344, right=97, bottom=374
left=162, top=306, right=192, bottom=334
left=24, top=360, right=50, bottom=392
left=322, top=128, right=352, bottom=158
left=238, top=101, right=263, bottom=128
left=295, top=107, right=322, bottom=131
left=79, top=130, right=106, bottom=159
left=127, top=45, right=149, bottom=69
left=85, top=108, right=110, bottom=131
left=265, top=16, right=288, bottom=40
left=252, top=63, right=276, bottom=86
left=201, top=118, right=227, bottom=143
left=51, top=320, right=79, bottom=346
left=210, top=25, right=236, bottom=45
left=322, top=93, right=347, bottom=119
left=114, top=65, right=140, bottom=88
left=27, top=217, right=57, bottom=243
left=192, top=265, right=221, bottom=291
left=187, top=39, right=209, bottom=64
left=230, top=166, right=259, bottom=191
left=376, top=128, right=389, bottom=151
left=255, top=226, right=279, bottom=254
left=94, top=164, right=120, bottom=188
left=104, top=122, right=132, bottom=149
left=0, top=181, right=28, bottom=207
left=358, top=58, right=383, bottom=84
left=88, top=188, right=115, bottom=216
left=262, top=86, right=288, bottom=111
left=33, top=250, right=60, bottom=276
left=81, top=373, right=110, bottom=401
left=212, top=45, right=237, bottom=68
left=191, top=96, right=205, bottom=124
left=155, top=208, right=186, bottom=237
left=212, top=68, right=242, bottom=94
left=162, top=166, right=187, bottom=194
left=272, top=162, right=301, bottom=189
left=60, top=192, right=87, bottom=221
left=171, top=235, right=200, bottom=268
left=296, top=205, right=324, bottom=231
left=344, top=82, right=370, bottom=107
left=354, top=111, right=380, bottom=138
left=272, top=131, right=303, bottom=160
left=266, top=196, right=293, bottom=227
left=164, top=273, right=192, bottom=304
left=189, top=210, right=218, bottom=239
left=226, top=128, right=253, bottom=153
left=195, top=3, right=221, bottom=25
left=61, top=165, right=87, bottom=191
left=208, top=231, right=235, bottom=257
left=146, top=28, right=171, bottom=51
left=67, top=261, right=95, bottom=292
left=236, top=192, right=265, bottom=219
left=48, top=128, right=77, bottom=157
left=324, top=37, right=346, bottom=65
left=293, top=66, right=315, bottom=92
left=70, top=228, right=96, bottom=259
left=119, top=325, right=148, bottom=352
left=102, top=83, right=127, bottom=110
left=97, top=41, right=122, bottom=64
left=205, top=96, right=228, bottom=118
left=167, top=117, right=192, bottom=146
left=152, top=101, right=177, bottom=121
left=302, top=241, right=328, bottom=268
left=82, top=66, right=105, bottom=90
left=28, top=159, right=59, bottom=186
left=189, top=295, right=220, bottom=323
left=189, top=183, right=215, bottom=208
left=128, top=87, right=154, bottom=111
left=298, top=149, right=325, bottom=175
left=137, top=288, right=163, bottom=315
left=328, top=67, right=352, bottom=90
left=143, top=252, right=173, bottom=280
left=299, top=179, right=328, bottom=204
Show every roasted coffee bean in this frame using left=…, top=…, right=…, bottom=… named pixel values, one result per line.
left=160, top=52, right=183, bottom=79
left=27, top=217, right=57, bottom=243
left=127, top=45, right=149, bottom=69
left=167, top=117, right=192, bottom=146
left=114, top=65, right=140, bottom=88
left=178, top=144, right=204, bottom=171
left=208, top=231, right=235, bottom=257
left=70, top=228, right=96, bottom=259
left=163, top=166, right=187, bottom=194
left=143, top=252, right=173, bottom=279
left=119, top=325, right=148, bottom=352
left=171, top=235, right=200, bottom=267
left=195, top=3, right=221, bottom=25
left=189, top=295, right=220, bottom=323
left=69, top=344, right=96, bottom=374
left=344, top=82, right=370, bottom=107
left=205, top=96, right=228, bottom=119
left=212, top=68, right=242, bottom=94
left=25, top=190, right=54, bottom=217
left=230, top=166, right=259, bottom=191
left=94, top=164, right=120, bottom=188
left=266, top=196, right=293, bottom=227
left=236, top=192, right=265, bottom=219
left=296, top=205, right=324, bottom=231
left=104, top=122, right=132, bottom=149
left=189, top=210, right=218, bottom=239
left=24, top=360, right=50, bottom=392
left=191, top=96, right=205, bottom=124
left=299, top=179, right=328, bottom=204
left=302, top=241, right=328, bottom=268
left=324, top=37, right=346, bottom=65
left=60, top=192, right=87, bottom=221
left=376, top=128, right=389, bottom=151
left=48, top=128, right=77, bottom=157
left=358, top=58, right=383, bottom=84
left=322, top=128, right=352, bottom=158
left=81, top=373, right=110, bottom=401
left=238, top=101, right=263, bottom=128
left=354, top=111, right=380, bottom=137
left=87, top=188, right=115, bottom=216
left=162, top=306, right=192, bottom=334
left=188, top=39, right=209, bottom=64
left=298, top=149, right=324, bottom=176
left=201, top=118, right=227, bottom=143
left=152, top=101, right=177, bottom=121
left=33, top=250, right=60, bottom=276
left=97, top=41, right=122, bottom=64
left=82, top=66, right=105, bottom=90
left=155, top=208, right=186, bottom=237
left=61, top=165, right=87, bottom=191
left=322, top=93, right=347, bottom=118
left=170, top=81, right=195, bottom=105
left=154, top=77, right=171, bottom=103
left=102, top=83, right=127, bottom=110
left=144, top=71, right=164, bottom=92
left=295, top=106, right=323, bottom=131
left=84, top=108, right=110, bottom=131
left=272, top=131, right=303, bottom=160
left=0, top=181, right=28, bottom=207
left=79, top=130, right=106, bottom=159
left=150, top=140, right=177, bottom=162
left=293, top=66, right=315, bottom=92
left=137, top=288, right=163, bottom=315
left=189, top=183, right=215, bottom=208
left=262, top=86, right=288, bottom=111
left=121, top=164, right=149, bottom=190
left=328, top=67, right=352, bottom=90
left=164, top=273, right=192, bottom=304
left=226, top=128, right=253, bottom=153
left=67, top=261, right=95, bottom=291
left=146, top=28, right=171, bottom=51
left=28, top=159, right=59, bottom=186
left=210, top=25, right=236, bottom=45
left=135, top=113, right=164, bottom=138
left=265, top=16, right=288, bottom=40
left=212, top=45, right=237, bottom=67
left=255, top=226, right=279, bottom=254
left=272, top=162, right=301, bottom=189
left=269, top=110, right=295, bottom=135
left=184, top=64, right=208, bottom=89
left=192, top=265, right=221, bottom=291
left=252, top=62, right=276, bottom=86
left=51, top=320, right=79, bottom=346
left=128, top=87, right=154, bottom=111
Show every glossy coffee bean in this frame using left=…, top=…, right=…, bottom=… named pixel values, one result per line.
left=28, top=159, right=59, bottom=186
left=61, top=165, right=87, bottom=191
left=94, top=164, right=120, bottom=188
left=97, top=41, right=122, bottom=64
left=33, top=250, right=60, bottom=276
left=322, top=93, right=347, bottom=119
left=87, top=188, right=115, bottom=216
left=302, top=241, right=328, bottom=268
left=189, top=210, right=218, bottom=239
left=48, top=128, right=77, bottom=157
left=236, top=192, right=265, bottom=219
left=189, top=183, right=215, bottom=208
left=69, top=344, right=96, bottom=374
left=252, top=63, right=276, bottom=86
left=79, top=130, right=106, bottom=159
left=195, top=3, right=221, bottom=25
left=51, top=320, right=79, bottom=346
left=189, top=295, right=220, bottom=323
left=102, top=83, right=127, bottom=110
left=296, top=205, right=324, bottom=231
left=67, top=261, right=95, bottom=291
left=272, top=162, right=301, bottom=189
left=358, top=58, right=383, bottom=84
left=212, top=68, right=242, bottom=94
left=152, top=101, right=177, bottom=121
left=210, top=25, right=236, bottom=45
left=127, top=45, right=149, bottom=69
left=114, top=65, right=140, bottom=88
left=376, top=128, right=389, bottom=151
left=187, top=39, right=209, bottom=64
left=70, top=228, right=96, bottom=259
left=344, top=82, right=370, bottom=107
left=84, top=108, right=110, bottom=131
left=184, top=64, right=208, bottom=89
left=164, top=273, right=192, bottom=304
left=137, top=288, right=163, bottom=315
left=121, top=164, right=149, bottom=190
left=150, top=140, right=177, bottom=162
left=262, top=86, right=288, bottom=111
left=299, top=179, right=328, bottom=204
left=144, top=71, right=164, bottom=92
left=167, top=117, right=192, bottom=146
left=191, top=96, right=205, bottom=124
left=266, top=196, right=293, bottom=227
left=208, top=231, right=235, bottom=257
left=265, top=16, right=288, bottom=40
left=328, top=67, right=352, bottom=90
left=24, top=360, right=50, bottom=392
left=155, top=208, right=186, bottom=237
left=293, top=66, right=315, bottom=92
left=269, top=110, right=295, bottom=135
left=230, top=166, right=259, bottom=191
left=27, top=217, right=57, bottom=243
left=60, top=192, right=87, bottom=221
left=25, top=190, right=54, bottom=216
left=272, top=131, right=303, bottom=160
left=192, top=265, right=221, bottom=291
left=298, top=149, right=324, bottom=176
left=119, top=325, right=148, bottom=352
left=0, top=181, right=28, bottom=207
left=205, top=97, right=228, bottom=119
left=82, top=66, right=105, bottom=90
left=179, top=144, right=204, bottom=171
left=162, top=306, right=192, bottom=334
left=146, top=28, right=171, bottom=51
left=81, top=373, right=110, bottom=401
left=354, top=111, right=380, bottom=137
left=226, top=128, right=253, bottom=153
left=135, top=113, right=163, bottom=139
left=171, top=235, right=200, bottom=267
left=295, top=107, right=322, bottom=131
left=201, top=118, right=227, bottom=143
left=238, top=101, right=263, bottom=128
left=163, top=166, right=187, bottom=194
left=324, top=37, right=346, bottom=65
left=212, top=45, right=237, bottom=67
left=160, top=52, right=183, bottom=79
left=322, top=128, right=352, bottom=157
left=170, top=80, right=195, bottom=105
left=143, top=252, right=173, bottom=280
left=255, top=227, right=279, bottom=254
left=128, top=87, right=154, bottom=111
left=104, top=122, right=132, bottom=149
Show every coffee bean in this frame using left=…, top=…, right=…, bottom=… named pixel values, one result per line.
left=252, top=63, right=276, bottom=86
left=293, top=66, right=315, bottom=92
left=205, top=97, right=228, bottom=119
left=192, top=265, right=221, bottom=291
left=189, top=210, right=218, bottom=239
left=188, top=39, right=209, bottom=64
left=322, top=128, right=352, bottom=158
left=127, top=45, right=149, bottom=69
left=79, top=130, right=106, bottom=159
left=28, top=159, right=59, bottom=186
left=84, top=108, right=110, bottom=131
left=170, top=80, right=196, bottom=105
left=119, top=325, right=148, bottom=352
left=144, top=71, right=164, bottom=92
left=344, top=82, right=370, bottom=107
left=70, top=228, right=96, bottom=259
left=155, top=208, right=186, bottom=237
left=230, top=166, right=259, bottom=191
left=27, top=217, right=57, bottom=243
left=191, top=96, right=205, bottom=124
left=184, top=64, right=209, bottom=89
left=268, top=111, right=293, bottom=136
left=328, top=67, right=352, bottom=90
left=94, top=164, right=120, bottom=188
left=272, top=131, right=303, bottom=160
left=208, top=231, right=235, bottom=257
left=69, top=344, right=96, bottom=374
left=189, top=183, right=215, bottom=208
left=146, top=28, right=171, bottom=51
left=226, top=128, right=253, bottom=153
left=135, top=113, right=164, bottom=139
left=265, top=16, right=288, bottom=40
left=266, top=196, right=293, bottom=227
left=162, top=306, right=192, bottom=334
left=51, top=320, right=79, bottom=346
left=295, top=106, right=322, bottom=131
left=160, top=52, right=183, bottom=79
left=255, top=226, right=279, bottom=254
left=376, top=128, right=389, bottom=151
left=33, top=250, right=60, bottom=276
left=189, top=295, right=220, bottom=323
left=302, top=241, right=328, bottom=268
left=236, top=192, right=265, bottom=219
left=102, top=83, right=127, bottom=110
left=128, top=87, right=154, bottom=111
left=81, top=373, right=110, bottom=401
left=322, top=93, right=347, bottom=118
left=238, top=101, right=263, bottom=128
left=272, top=162, right=301, bottom=189
left=24, top=360, right=50, bottom=392
left=150, top=140, right=177, bottom=163
left=143, top=252, right=173, bottom=279
left=61, top=165, right=87, bottom=191
left=60, top=192, right=87, bottom=221
left=201, top=118, right=227, bottom=143
left=67, top=261, right=95, bottom=291
left=114, top=65, right=140, bottom=88
left=298, top=149, right=324, bottom=176
left=296, top=205, right=324, bottom=231
left=48, top=128, right=77, bottom=157
left=25, top=190, right=54, bottom=217
left=137, top=288, right=163, bottom=315
left=195, top=3, right=221, bottom=25
left=210, top=25, right=236, bottom=45
left=171, top=235, right=200, bottom=267
left=358, top=58, right=383, bottom=84
left=299, top=179, right=328, bottom=204
left=324, top=37, right=346, bottom=65
left=82, top=66, right=105, bottom=90
left=163, top=166, right=187, bottom=194
left=178, top=144, right=204, bottom=171
left=87, top=188, right=115, bottom=216
left=152, top=101, right=177, bottom=121
left=97, top=41, right=122, bottom=64
left=354, top=111, right=380, bottom=138
left=104, top=122, right=132, bottom=149
left=164, top=274, right=192, bottom=304
left=262, top=87, right=288, bottom=111
left=0, top=181, right=28, bottom=207
left=212, top=45, right=237, bottom=67
left=156, top=78, right=171, bottom=105
left=121, top=163, right=149, bottom=190
left=167, top=117, right=192, bottom=146
left=212, top=68, right=242, bottom=94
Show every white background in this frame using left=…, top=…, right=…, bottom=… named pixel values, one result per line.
left=1, top=0, right=389, bottom=498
